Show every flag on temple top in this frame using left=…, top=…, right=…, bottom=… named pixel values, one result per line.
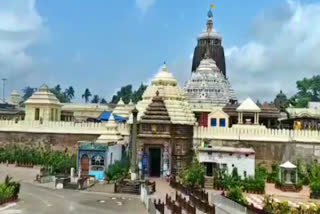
left=210, top=3, right=216, bottom=9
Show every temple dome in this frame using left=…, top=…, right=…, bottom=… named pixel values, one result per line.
left=9, top=90, right=22, bottom=106
left=25, top=84, right=61, bottom=105
left=130, top=64, right=196, bottom=125
left=151, top=64, right=178, bottom=86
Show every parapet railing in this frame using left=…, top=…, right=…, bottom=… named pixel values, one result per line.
left=0, top=120, right=130, bottom=135
left=194, top=126, right=320, bottom=143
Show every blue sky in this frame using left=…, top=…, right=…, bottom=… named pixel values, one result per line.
left=1, top=0, right=320, bottom=102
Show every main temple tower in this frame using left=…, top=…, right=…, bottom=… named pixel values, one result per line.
left=191, top=10, right=226, bottom=77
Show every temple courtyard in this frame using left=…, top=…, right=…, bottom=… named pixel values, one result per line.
left=0, top=164, right=147, bottom=214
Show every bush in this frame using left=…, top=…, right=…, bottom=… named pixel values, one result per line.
left=180, top=160, right=205, bottom=188
left=213, top=168, right=265, bottom=193
left=106, top=158, right=129, bottom=181
left=226, top=186, right=247, bottom=206
left=0, top=176, right=20, bottom=203
left=0, top=145, right=76, bottom=175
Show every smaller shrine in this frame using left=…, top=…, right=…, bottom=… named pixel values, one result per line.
left=223, top=98, right=280, bottom=128
left=277, top=161, right=299, bottom=192
left=25, top=84, right=62, bottom=121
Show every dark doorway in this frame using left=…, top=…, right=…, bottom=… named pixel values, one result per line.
left=205, top=163, right=213, bottom=176
left=149, top=148, right=161, bottom=177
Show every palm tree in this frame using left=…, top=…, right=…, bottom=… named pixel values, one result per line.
left=82, top=88, right=92, bottom=103
left=65, top=86, right=75, bottom=100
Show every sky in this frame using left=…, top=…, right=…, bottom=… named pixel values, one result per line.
left=0, top=0, right=320, bottom=103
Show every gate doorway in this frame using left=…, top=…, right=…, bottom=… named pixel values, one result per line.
left=149, top=148, right=161, bottom=177
left=80, top=155, right=89, bottom=177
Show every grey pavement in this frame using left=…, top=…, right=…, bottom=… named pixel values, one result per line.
left=0, top=182, right=148, bottom=214
left=0, top=165, right=147, bottom=214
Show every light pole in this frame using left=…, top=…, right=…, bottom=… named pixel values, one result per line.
left=2, top=78, right=7, bottom=103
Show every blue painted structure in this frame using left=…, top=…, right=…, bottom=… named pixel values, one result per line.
left=78, top=142, right=124, bottom=181
left=98, top=111, right=128, bottom=122
left=78, top=143, right=108, bottom=180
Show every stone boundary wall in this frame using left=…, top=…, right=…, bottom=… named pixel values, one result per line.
left=0, top=120, right=130, bottom=136
left=194, top=126, right=320, bottom=143
left=0, top=132, right=99, bottom=153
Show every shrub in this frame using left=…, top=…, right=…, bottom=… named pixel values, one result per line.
left=0, top=145, right=76, bottom=175
left=0, top=176, right=20, bottom=203
left=180, top=160, right=205, bottom=188
left=226, top=186, right=247, bottom=206
left=106, top=158, right=129, bottom=181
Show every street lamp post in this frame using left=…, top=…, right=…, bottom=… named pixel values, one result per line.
left=2, top=78, right=7, bottom=103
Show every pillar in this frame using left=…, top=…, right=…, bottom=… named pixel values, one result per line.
left=238, top=113, right=241, bottom=124
left=131, top=108, right=138, bottom=181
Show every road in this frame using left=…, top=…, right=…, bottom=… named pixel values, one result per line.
left=1, top=182, right=147, bottom=214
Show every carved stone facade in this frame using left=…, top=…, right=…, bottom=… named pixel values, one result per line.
left=137, top=95, right=193, bottom=177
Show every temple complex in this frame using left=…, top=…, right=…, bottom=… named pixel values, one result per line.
left=133, top=64, right=196, bottom=177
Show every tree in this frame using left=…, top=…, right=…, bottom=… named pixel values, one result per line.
left=111, top=85, right=132, bottom=104
left=132, top=84, right=147, bottom=103
left=82, top=88, right=92, bottom=103
left=110, top=83, right=147, bottom=104
left=100, top=98, right=107, bottom=104
left=65, top=86, right=75, bottom=101
left=91, top=95, right=100, bottom=103
left=290, top=75, right=320, bottom=108
left=50, top=85, right=72, bottom=103
left=22, top=87, right=37, bottom=101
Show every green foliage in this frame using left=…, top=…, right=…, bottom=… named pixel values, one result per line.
left=50, top=85, right=75, bottom=103
left=310, top=164, right=320, bottom=195
left=267, top=163, right=280, bottom=183
left=111, top=84, right=147, bottom=104
left=100, top=98, right=107, bottom=104
left=264, top=196, right=320, bottom=213
left=22, top=86, right=37, bottom=101
left=0, top=176, right=20, bottom=202
left=180, top=160, right=205, bottom=188
left=226, top=186, right=247, bottom=206
left=0, top=145, right=76, bottom=174
left=214, top=167, right=266, bottom=193
left=106, top=158, right=130, bottom=181
left=290, top=75, right=320, bottom=107
left=91, top=95, right=100, bottom=103
left=82, top=88, right=92, bottom=103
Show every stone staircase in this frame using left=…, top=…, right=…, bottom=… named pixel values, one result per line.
left=204, top=176, right=214, bottom=189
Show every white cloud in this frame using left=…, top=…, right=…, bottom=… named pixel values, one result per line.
left=0, top=0, right=45, bottom=96
left=136, top=0, right=155, bottom=14
left=226, top=0, right=320, bottom=102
